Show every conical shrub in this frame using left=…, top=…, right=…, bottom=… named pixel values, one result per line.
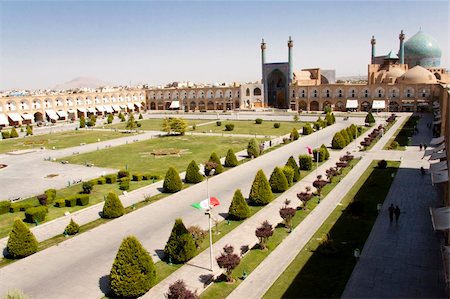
left=110, top=236, right=156, bottom=297
left=228, top=189, right=251, bottom=220
left=346, top=127, right=354, bottom=141
left=298, top=154, right=313, bottom=170
left=341, top=129, right=350, bottom=145
left=185, top=160, right=203, bottom=184
left=365, top=112, right=375, bottom=124
left=290, top=128, right=299, bottom=141
left=332, top=132, right=346, bottom=149
left=65, top=219, right=80, bottom=235
left=285, top=156, right=300, bottom=182
left=269, top=167, right=289, bottom=193
left=163, top=167, right=182, bottom=193
left=102, top=192, right=125, bottom=219
left=224, top=148, right=238, bottom=167
left=247, top=139, right=260, bottom=158
left=209, top=152, right=224, bottom=174
left=7, top=218, right=38, bottom=258
left=248, top=170, right=273, bottom=205
left=164, top=219, right=197, bottom=263
left=320, top=144, right=330, bottom=160
left=282, top=166, right=294, bottom=187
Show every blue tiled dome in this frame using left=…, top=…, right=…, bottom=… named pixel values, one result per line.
left=404, top=30, right=441, bottom=67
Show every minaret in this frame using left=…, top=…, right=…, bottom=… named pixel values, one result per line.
left=261, top=38, right=266, bottom=83
left=371, top=35, right=376, bottom=64
left=399, top=30, right=405, bottom=64
left=288, top=36, right=293, bottom=83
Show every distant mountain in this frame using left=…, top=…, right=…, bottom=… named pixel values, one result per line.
left=54, top=77, right=112, bottom=90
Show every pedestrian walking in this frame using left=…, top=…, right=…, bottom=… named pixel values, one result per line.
left=419, top=143, right=423, bottom=151
left=424, top=144, right=428, bottom=150
left=394, top=206, right=401, bottom=223
left=388, top=204, right=394, bottom=223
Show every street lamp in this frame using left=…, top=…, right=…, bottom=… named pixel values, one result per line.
left=199, top=163, right=216, bottom=272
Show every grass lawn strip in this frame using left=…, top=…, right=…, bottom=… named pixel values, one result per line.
left=262, top=160, right=400, bottom=298
left=0, top=130, right=128, bottom=154
left=383, top=115, right=420, bottom=150
left=191, top=120, right=307, bottom=137
left=199, top=158, right=360, bottom=299
left=106, top=118, right=208, bottom=131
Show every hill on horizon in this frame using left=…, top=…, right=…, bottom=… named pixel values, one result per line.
left=54, top=77, right=113, bottom=90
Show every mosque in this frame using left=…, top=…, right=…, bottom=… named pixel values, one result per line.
left=0, top=29, right=449, bottom=127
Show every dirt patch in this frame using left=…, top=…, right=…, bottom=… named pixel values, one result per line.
left=141, top=148, right=190, bottom=158
left=45, top=174, right=59, bottom=178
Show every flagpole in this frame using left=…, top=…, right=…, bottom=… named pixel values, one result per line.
left=207, top=175, right=214, bottom=272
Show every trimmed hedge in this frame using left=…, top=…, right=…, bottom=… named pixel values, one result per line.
left=119, top=180, right=130, bottom=191
left=118, top=170, right=130, bottom=179
left=255, top=118, right=263, bottom=124
left=225, top=124, right=234, bottom=131
left=44, top=189, right=57, bottom=204
left=10, top=202, right=35, bottom=213
left=25, top=206, right=48, bottom=223
left=290, top=128, right=300, bottom=141
left=54, top=199, right=66, bottom=208
left=76, top=194, right=90, bottom=206
left=132, top=174, right=143, bottom=181
left=65, top=197, right=77, bottom=207
left=65, top=219, right=80, bottom=235
left=298, top=154, right=313, bottom=170
left=97, top=177, right=106, bottom=185
left=302, top=124, right=313, bottom=135
left=142, top=173, right=160, bottom=181
left=0, top=201, right=11, bottom=215
left=105, top=175, right=117, bottom=184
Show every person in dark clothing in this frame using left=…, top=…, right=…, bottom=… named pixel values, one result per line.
left=388, top=204, right=394, bottom=223
left=394, top=206, right=401, bottom=223
left=419, top=143, right=423, bottom=151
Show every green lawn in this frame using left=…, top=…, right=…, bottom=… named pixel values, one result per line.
left=0, top=180, right=151, bottom=239
left=106, top=118, right=209, bottom=131
left=384, top=116, right=419, bottom=150
left=60, top=135, right=255, bottom=175
left=191, top=120, right=306, bottom=136
left=0, top=130, right=129, bottom=154
left=263, top=160, right=400, bottom=299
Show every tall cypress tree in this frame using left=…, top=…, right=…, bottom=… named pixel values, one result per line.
left=102, top=192, right=125, bottom=219
left=228, top=189, right=251, bottom=220
left=209, top=152, right=224, bottom=174
left=163, top=167, right=183, bottom=193
left=269, top=167, right=289, bottom=193
left=164, top=219, right=197, bottom=263
left=110, top=236, right=156, bottom=297
left=185, top=160, right=203, bottom=183
left=224, top=148, right=238, bottom=167
left=7, top=218, right=38, bottom=258
left=248, top=170, right=273, bottom=205
left=285, top=156, right=300, bottom=182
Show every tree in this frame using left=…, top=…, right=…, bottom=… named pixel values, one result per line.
left=349, top=124, right=358, bottom=139
left=325, top=112, right=334, bottom=126
left=282, top=166, right=294, bottom=187
left=280, top=204, right=296, bottom=232
left=185, top=160, right=203, bottom=184
left=7, top=218, right=38, bottom=258
left=208, top=152, right=224, bottom=174
left=293, top=115, right=299, bottom=122
left=320, top=144, right=330, bottom=160
left=164, top=219, right=197, bottom=263
left=340, top=129, right=350, bottom=145
left=248, top=170, right=273, bottom=205
left=87, top=115, right=96, bottom=127
left=102, top=192, right=125, bottom=218
left=331, top=113, right=336, bottom=124
left=82, top=181, right=94, bottom=194
left=187, top=226, right=207, bottom=249
left=65, top=218, right=80, bottom=235
left=10, top=127, right=19, bottom=138
left=126, top=114, right=137, bottom=130
left=162, top=118, right=188, bottom=135
left=290, top=128, right=299, bottom=141
left=163, top=167, right=182, bottom=193
left=255, top=220, right=273, bottom=250
left=79, top=116, right=86, bottom=128
left=346, top=127, right=354, bottom=141
left=224, top=148, right=238, bottom=167
left=285, top=156, right=300, bottom=182
left=216, top=245, right=241, bottom=282
left=107, top=114, right=113, bottom=124
left=298, top=154, right=313, bottom=170
left=365, top=112, right=375, bottom=125
left=110, top=236, right=156, bottom=297
left=228, top=189, right=251, bottom=220
left=302, top=123, right=313, bottom=135
left=26, top=125, right=33, bottom=136
left=269, top=167, right=289, bottom=193
left=166, top=280, right=198, bottom=299
left=139, top=113, right=143, bottom=119
left=247, top=138, right=260, bottom=158
left=331, top=132, right=346, bottom=149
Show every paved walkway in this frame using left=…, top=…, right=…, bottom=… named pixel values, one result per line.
left=342, top=113, right=447, bottom=298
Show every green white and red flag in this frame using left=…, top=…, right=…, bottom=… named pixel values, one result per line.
left=191, top=197, right=220, bottom=210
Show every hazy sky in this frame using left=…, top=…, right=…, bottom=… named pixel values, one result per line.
left=0, top=0, right=448, bottom=90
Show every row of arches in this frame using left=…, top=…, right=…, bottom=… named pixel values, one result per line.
left=293, top=99, right=426, bottom=112
left=0, top=94, right=145, bottom=112
left=291, top=86, right=431, bottom=99
left=147, top=89, right=240, bottom=101
left=148, top=99, right=239, bottom=111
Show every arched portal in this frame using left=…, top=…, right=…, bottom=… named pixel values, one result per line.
left=150, top=102, right=156, bottom=110
left=267, top=69, right=288, bottom=108
left=298, top=101, right=307, bottom=111
left=34, top=112, right=44, bottom=122
left=310, top=101, right=319, bottom=111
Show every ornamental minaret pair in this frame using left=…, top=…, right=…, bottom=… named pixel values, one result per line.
left=370, top=30, right=405, bottom=64
left=260, top=37, right=294, bottom=83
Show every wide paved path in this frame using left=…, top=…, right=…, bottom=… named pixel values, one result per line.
left=342, top=113, right=447, bottom=298
left=0, top=121, right=352, bottom=298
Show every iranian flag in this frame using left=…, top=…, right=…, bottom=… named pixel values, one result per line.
left=306, top=146, right=313, bottom=155
left=191, top=197, right=220, bottom=210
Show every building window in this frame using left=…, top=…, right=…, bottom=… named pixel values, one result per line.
left=326, top=90, right=330, bottom=98
left=246, top=88, right=250, bottom=96
left=292, top=90, right=296, bottom=98
left=351, top=90, right=356, bottom=98
left=301, top=90, right=305, bottom=98
left=254, top=88, right=261, bottom=96
left=338, top=90, right=342, bottom=98
left=364, top=90, right=369, bottom=98
left=313, top=90, right=317, bottom=98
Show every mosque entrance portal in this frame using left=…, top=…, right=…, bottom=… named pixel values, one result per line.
left=267, top=69, right=288, bottom=109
